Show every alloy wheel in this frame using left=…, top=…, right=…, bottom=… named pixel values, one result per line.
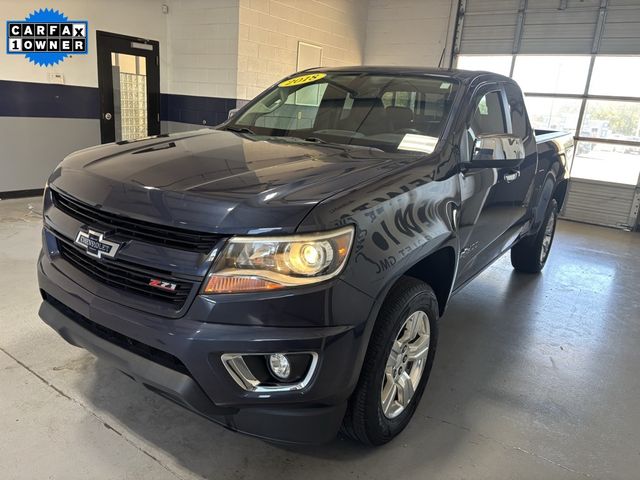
left=380, top=310, right=431, bottom=419
left=540, top=211, right=557, bottom=264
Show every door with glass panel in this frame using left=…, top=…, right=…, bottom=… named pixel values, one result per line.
left=455, top=86, right=535, bottom=288
left=97, top=31, right=160, bottom=143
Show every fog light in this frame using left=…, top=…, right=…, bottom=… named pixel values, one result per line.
left=268, top=353, right=291, bottom=380
left=221, top=352, right=317, bottom=392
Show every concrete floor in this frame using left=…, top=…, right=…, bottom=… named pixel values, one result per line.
left=1, top=196, right=639, bottom=480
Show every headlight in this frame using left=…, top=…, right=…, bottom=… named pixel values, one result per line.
left=202, top=226, right=354, bottom=294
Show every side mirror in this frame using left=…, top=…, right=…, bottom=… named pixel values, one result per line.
left=228, top=108, right=239, bottom=119
left=468, top=134, right=525, bottom=169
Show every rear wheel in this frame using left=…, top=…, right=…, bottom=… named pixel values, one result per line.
left=341, top=277, right=438, bottom=445
left=511, top=198, right=558, bottom=273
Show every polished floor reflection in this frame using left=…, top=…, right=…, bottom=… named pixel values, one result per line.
left=0, top=196, right=638, bottom=479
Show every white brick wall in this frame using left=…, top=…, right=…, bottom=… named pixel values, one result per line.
left=166, top=0, right=239, bottom=98
left=0, top=0, right=457, bottom=99
left=236, top=0, right=368, bottom=100
left=364, top=0, right=456, bottom=68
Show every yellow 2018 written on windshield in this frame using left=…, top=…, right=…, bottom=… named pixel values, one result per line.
left=278, top=73, right=326, bottom=88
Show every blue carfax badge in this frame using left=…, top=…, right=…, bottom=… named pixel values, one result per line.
left=6, top=8, right=88, bottom=66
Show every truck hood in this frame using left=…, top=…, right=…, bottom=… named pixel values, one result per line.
left=49, top=129, right=406, bottom=234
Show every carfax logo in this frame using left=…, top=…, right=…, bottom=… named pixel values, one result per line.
left=6, top=8, right=88, bottom=66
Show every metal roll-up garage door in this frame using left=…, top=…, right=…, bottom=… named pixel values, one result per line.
left=458, top=0, right=519, bottom=54
left=600, top=0, right=640, bottom=55
left=563, top=179, right=638, bottom=229
left=458, top=0, right=601, bottom=55
left=455, top=0, right=640, bottom=231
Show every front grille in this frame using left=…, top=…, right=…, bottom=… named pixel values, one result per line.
left=56, top=234, right=193, bottom=308
left=44, top=292, right=190, bottom=375
left=52, top=189, right=220, bottom=253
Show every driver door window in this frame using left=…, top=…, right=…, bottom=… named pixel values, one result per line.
left=470, top=91, right=508, bottom=136
left=467, top=90, right=508, bottom=157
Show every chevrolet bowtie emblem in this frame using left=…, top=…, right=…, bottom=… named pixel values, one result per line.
left=74, top=229, right=122, bottom=259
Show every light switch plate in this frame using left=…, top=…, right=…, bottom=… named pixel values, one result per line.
left=48, top=73, right=65, bottom=84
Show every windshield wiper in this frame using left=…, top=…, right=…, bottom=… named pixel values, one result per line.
left=303, top=136, right=330, bottom=144
left=224, top=125, right=255, bottom=135
left=305, top=136, right=385, bottom=153
left=299, top=136, right=384, bottom=154
left=267, top=135, right=353, bottom=153
left=299, top=136, right=351, bottom=150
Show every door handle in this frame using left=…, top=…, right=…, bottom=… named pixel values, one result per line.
left=504, top=170, right=520, bottom=183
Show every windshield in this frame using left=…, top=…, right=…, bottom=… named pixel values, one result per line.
left=226, top=72, right=459, bottom=154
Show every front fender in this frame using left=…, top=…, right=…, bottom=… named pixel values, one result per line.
left=298, top=162, right=460, bottom=303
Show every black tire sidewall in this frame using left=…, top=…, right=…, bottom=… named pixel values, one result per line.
left=536, top=198, right=558, bottom=269
left=363, top=282, right=439, bottom=444
left=511, top=198, right=559, bottom=273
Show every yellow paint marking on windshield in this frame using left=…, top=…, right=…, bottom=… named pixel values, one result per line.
left=278, top=73, right=326, bottom=88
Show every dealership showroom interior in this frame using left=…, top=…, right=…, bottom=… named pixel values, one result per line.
left=2, top=0, right=640, bottom=478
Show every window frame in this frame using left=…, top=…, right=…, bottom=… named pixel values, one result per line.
left=466, top=85, right=512, bottom=135
left=461, top=85, right=512, bottom=160
left=503, top=82, right=532, bottom=141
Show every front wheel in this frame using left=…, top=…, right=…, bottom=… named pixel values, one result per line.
left=341, top=277, right=438, bottom=445
left=511, top=198, right=558, bottom=273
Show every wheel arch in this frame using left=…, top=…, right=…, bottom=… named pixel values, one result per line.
left=531, top=174, right=557, bottom=232
left=553, top=178, right=569, bottom=211
left=402, top=246, right=456, bottom=317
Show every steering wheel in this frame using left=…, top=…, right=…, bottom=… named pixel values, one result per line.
left=395, top=128, right=423, bottom=135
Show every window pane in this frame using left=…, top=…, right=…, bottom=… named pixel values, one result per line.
left=573, top=142, right=640, bottom=185
left=232, top=74, right=460, bottom=152
left=456, top=55, right=512, bottom=76
left=258, top=83, right=328, bottom=129
left=589, top=56, right=640, bottom=98
left=112, top=53, right=148, bottom=142
left=293, top=83, right=326, bottom=107
left=512, top=55, right=590, bottom=94
left=582, top=100, right=640, bottom=142
left=470, top=91, right=507, bottom=136
left=524, top=96, right=581, bottom=134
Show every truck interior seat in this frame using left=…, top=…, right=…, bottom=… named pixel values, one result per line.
left=339, top=98, right=390, bottom=135
left=385, top=106, right=414, bottom=132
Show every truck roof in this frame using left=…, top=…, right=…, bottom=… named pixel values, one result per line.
left=302, top=66, right=511, bottom=85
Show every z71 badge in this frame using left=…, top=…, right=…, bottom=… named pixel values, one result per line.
left=148, top=279, right=177, bottom=292
left=74, top=229, right=121, bottom=259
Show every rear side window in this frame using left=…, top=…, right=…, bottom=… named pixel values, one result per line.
left=470, top=91, right=507, bottom=136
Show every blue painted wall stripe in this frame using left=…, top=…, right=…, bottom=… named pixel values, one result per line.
left=161, top=93, right=237, bottom=126
left=0, top=80, right=100, bottom=119
left=0, top=80, right=237, bottom=125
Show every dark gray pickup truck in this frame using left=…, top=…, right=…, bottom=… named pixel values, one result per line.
left=38, top=67, right=574, bottom=445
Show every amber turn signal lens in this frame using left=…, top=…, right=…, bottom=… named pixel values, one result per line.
left=203, top=275, right=282, bottom=294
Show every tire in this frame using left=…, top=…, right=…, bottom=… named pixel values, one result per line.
left=341, top=276, right=439, bottom=445
left=511, top=198, right=558, bottom=273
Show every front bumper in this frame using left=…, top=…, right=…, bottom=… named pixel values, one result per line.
left=37, top=252, right=374, bottom=444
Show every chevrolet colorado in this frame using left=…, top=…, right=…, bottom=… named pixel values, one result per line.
left=38, top=67, right=574, bottom=445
